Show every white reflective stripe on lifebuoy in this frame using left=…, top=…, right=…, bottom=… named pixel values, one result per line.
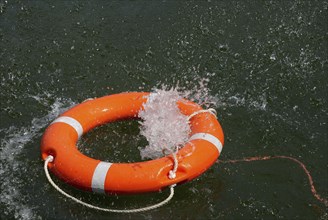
left=91, top=161, right=113, bottom=193
left=189, top=133, right=223, bottom=153
left=51, top=116, right=83, bottom=138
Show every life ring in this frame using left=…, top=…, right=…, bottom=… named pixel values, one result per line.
left=41, top=92, right=224, bottom=194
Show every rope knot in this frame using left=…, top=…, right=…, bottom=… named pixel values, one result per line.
left=168, top=170, right=176, bottom=179
left=46, top=155, right=54, bottom=162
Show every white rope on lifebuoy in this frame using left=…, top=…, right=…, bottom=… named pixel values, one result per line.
left=44, top=155, right=176, bottom=213
left=168, top=146, right=179, bottom=179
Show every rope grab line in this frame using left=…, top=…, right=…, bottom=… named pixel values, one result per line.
left=45, top=154, right=328, bottom=213
left=44, top=155, right=176, bottom=213
left=218, top=155, right=328, bottom=207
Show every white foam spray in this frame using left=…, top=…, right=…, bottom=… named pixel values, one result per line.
left=0, top=97, right=75, bottom=219
left=138, top=88, right=191, bottom=160
left=138, top=72, right=269, bottom=160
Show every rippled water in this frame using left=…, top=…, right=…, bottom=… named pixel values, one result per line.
left=1, top=1, right=327, bottom=219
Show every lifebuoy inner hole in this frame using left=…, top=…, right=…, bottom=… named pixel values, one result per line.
left=77, top=119, right=149, bottom=163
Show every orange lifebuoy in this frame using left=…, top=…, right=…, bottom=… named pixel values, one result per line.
left=41, top=92, right=224, bottom=194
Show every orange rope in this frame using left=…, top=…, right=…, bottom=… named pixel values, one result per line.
left=217, top=155, right=328, bottom=207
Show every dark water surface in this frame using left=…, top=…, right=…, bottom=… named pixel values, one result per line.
left=1, top=1, right=327, bottom=219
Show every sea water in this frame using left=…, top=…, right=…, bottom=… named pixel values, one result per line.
left=1, top=1, right=327, bottom=219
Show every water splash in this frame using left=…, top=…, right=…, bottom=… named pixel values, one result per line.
left=0, top=97, right=75, bottom=219
left=138, top=88, right=190, bottom=159
left=138, top=73, right=269, bottom=160
left=179, top=74, right=219, bottom=108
